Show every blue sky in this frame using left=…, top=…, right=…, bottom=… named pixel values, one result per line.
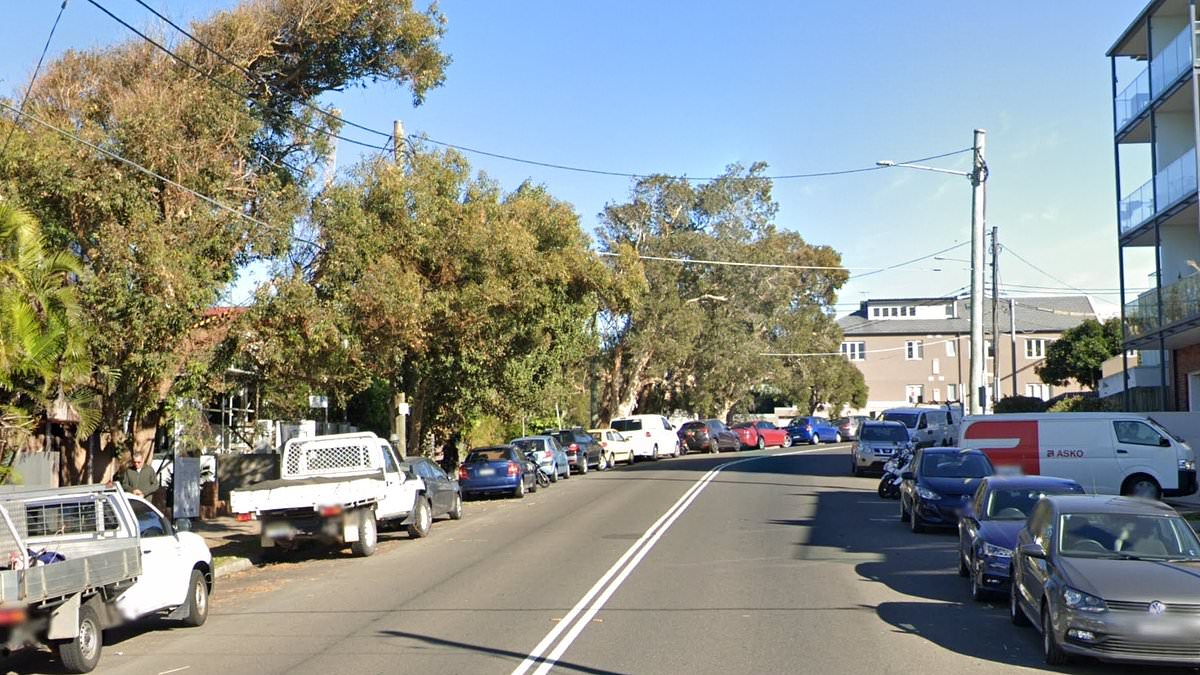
left=0, top=1, right=1145, bottom=315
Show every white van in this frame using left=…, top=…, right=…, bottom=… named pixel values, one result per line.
left=880, top=407, right=956, bottom=448
left=958, top=413, right=1198, bottom=500
left=610, top=414, right=680, bottom=460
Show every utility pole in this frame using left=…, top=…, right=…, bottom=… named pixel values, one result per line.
left=1009, top=298, right=1018, bottom=397
left=393, top=120, right=404, bottom=164
left=969, top=129, right=989, bottom=415
left=991, top=226, right=1000, bottom=405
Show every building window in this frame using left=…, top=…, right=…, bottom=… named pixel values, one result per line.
left=841, top=341, right=865, bottom=361
left=872, top=307, right=882, bottom=317
left=947, top=384, right=958, bottom=401
left=945, top=304, right=955, bottom=317
left=932, top=388, right=941, bottom=401
left=1025, top=383, right=1049, bottom=400
left=1025, top=339, right=1047, bottom=359
left=905, top=385, right=924, bottom=404
left=946, top=340, right=956, bottom=357
left=890, top=307, right=899, bottom=317
left=985, top=340, right=994, bottom=358
left=905, top=340, right=923, bottom=360
left=932, top=358, right=941, bottom=375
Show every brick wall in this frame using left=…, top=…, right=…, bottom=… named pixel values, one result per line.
left=1173, top=344, right=1200, bottom=410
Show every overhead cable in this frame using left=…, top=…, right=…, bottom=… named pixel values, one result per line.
left=0, top=0, right=70, bottom=160
left=597, top=251, right=956, bottom=273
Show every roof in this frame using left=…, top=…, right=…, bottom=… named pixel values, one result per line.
left=980, top=475, right=1083, bottom=490
left=860, top=420, right=906, bottom=427
left=839, top=295, right=1095, bottom=336
left=920, top=447, right=987, bottom=456
left=1044, top=494, right=1177, bottom=515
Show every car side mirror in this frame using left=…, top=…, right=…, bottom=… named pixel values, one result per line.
left=1160, top=437, right=1172, bottom=447
left=1019, top=543, right=1046, bottom=559
left=901, top=472, right=914, bottom=481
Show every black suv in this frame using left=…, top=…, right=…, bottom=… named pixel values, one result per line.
left=543, top=428, right=607, bottom=474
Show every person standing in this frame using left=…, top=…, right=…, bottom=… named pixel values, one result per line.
left=120, top=450, right=160, bottom=498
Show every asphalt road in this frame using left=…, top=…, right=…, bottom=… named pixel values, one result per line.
left=10, top=446, right=1200, bottom=674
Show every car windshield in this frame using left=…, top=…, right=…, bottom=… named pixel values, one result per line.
left=984, top=487, right=1082, bottom=520
left=466, top=449, right=509, bottom=462
left=921, top=453, right=992, bottom=478
left=732, top=423, right=751, bottom=429
left=860, top=425, right=909, bottom=442
left=881, top=412, right=918, bottom=428
left=511, top=439, right=543, bottom=452
left=1059, top=512, right=1200, bottom=560
left=611, top=419, right=642, bottom=432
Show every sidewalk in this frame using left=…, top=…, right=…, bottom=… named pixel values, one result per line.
left=185, top=516, right=260, bottom=578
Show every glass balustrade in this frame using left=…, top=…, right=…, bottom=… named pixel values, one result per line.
left=1119, top=147, right=1198, bottom=234
left=1151, top=25, right=1193, bottom=98
left=1115, top=67, right=1150, bottom=130
left=1125, top=273, right=1200, bottom=338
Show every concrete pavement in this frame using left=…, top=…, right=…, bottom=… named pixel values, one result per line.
left=11, top=445, right=1197, bottom=674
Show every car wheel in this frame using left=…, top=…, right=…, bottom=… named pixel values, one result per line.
left=578, top=457, right=588, bottom=475
left=851, top=458, right=862, bottom=477
left=57, top=602, right=102, bottom=674
left=709, top=440, right=719, bottom=454
left=1042, top=605, right=1070, bottom=665
left=352, top=509, right=380, bottom=555
left=652, top=444, right=660, bottom=461
left=899, top=496, right=910, bottom=523
left=958, top=547, right=970, bottom=577
left=181, top=569, right=210, bottom=627
left=1010, top=577, right=1030, bottom=626
left=598, top=453, right=608, bottom=471
left=810, top=434, right=820, bottom=446
left=406, top=499, right=432, bottom=539
left=530, top=474, right=539, bottom=493
left=628, top=452, right=638, bottom=465
left=835, top=432, right=843, bottom=444
left=550, top=467, right=558, bottom=483
left=757, top=436, right=766, bottom=450
left=782, top=435, right=793, bottom=448
left=514, top=478, right=526, bottom=498
left=448, top=493, right=463, bottom=520
left=970, top=571, right=989, bottom=602
left=909, top=504, right=925, bottom=533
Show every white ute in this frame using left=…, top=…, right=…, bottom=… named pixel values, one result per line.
left=230, top=432, right=426, bottom=558
left=0, top=484, right=212, bottom=673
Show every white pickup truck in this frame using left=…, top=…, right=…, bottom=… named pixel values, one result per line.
left=0, top=484, right=212, bottom=673
left=230, top=432, right=429, bottom=557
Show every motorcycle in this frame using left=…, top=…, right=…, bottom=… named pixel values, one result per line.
left=525, top=451, right=553, bottom=489
left=877, top=445, right=914, bottom=500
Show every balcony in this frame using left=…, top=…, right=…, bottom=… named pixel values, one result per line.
left=1116, top=67, right=1150, bottom=130
left=1151, top=25, right=1193, bottom=98
left=1119, top=146, right=1197, bottom=234
left=1125, top=272, right=1200, bottom=338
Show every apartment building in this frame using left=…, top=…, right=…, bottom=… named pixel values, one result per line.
left=1110, top=0, right=1200, bottom=411
left=838, top=296, right=1094, bottom=414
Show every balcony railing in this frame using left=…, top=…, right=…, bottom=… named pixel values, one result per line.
left=1151, top=25, right=1193, bottom=98
left=1116, top=67, right=1150, bottom=130
left=1119, top=146, right=1198, bottom=233
left=1125, top=272, right=1200, bottom=338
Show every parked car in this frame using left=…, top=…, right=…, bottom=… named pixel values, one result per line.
left=899, top=447, right=994, bottom=533
left=611, top=414, right=681, bottom=460
left=957, top=476, right=1083, bottom=600
left=401, top=457, right=465, bottom=530
left=786, top=416, right=842, bottom=445
left=732, top=420, right=791, bottom=450
left=1011, top=495, right=1200, bottom=666
left=882, top=407, right=956, bottom=448
left=835, top=415, right=870, bottom=441
left=544, top=428, right=609, bottom=472
left=850, top=420, right=911, bottom=476
left=960, top=413, right=1198, bottom=500
left=511, top=435, right=570, bottom=481
left=589, top=428, right=636, bottom=465
left=459, top=445, right=538, bottom=498
left=678, top=419, right=741, bottom=453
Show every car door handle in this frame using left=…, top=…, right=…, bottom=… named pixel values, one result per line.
left=142, top=549, right=152, bottom=554
left=1117, top=449, right=1128, bottom=454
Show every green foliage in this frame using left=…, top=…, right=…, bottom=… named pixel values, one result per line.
left=1047, top=395, right=1116, bottom=413
left=993, top=395, right=1049, bottom=414
left=1036, top=318, right=1122, bottom=390
left=596, top=165, right=859, bottom=420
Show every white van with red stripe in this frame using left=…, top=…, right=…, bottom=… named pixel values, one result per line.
left=959, top=413, right=1197, bottom=500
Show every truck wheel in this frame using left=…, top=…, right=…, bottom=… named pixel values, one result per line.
left=1122, top=474, right=1162, bottom=500
left=181, top=569, right=210, bottom=627
left=58, top=603, right=102, bottom=674
left=448, top=493, right=464, bottom=520
left=407, top=498, right=432, bottom=538
left=351, top=509, right=379, bottom=556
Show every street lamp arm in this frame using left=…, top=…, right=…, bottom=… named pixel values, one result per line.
left=875, top=160, right=971, bottom=178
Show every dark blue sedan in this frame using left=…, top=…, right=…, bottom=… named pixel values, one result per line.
left=899, top=447, right=994, bottom=533
left=458, top=445, right=537, bottom=499
left=957, top=476, right=1084, bottom=600
left=786, top=416, right=843, bottom=445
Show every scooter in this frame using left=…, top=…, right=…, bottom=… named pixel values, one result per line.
left=525, top=451, right=553, bottom=488
left=878, top=445, right=914, bottom=500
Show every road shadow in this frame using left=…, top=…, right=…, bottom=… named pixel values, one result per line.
left=376, top=629, right=626, bottom=674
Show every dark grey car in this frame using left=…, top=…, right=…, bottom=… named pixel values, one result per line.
left=1011, top=495, right=1200, bottom=666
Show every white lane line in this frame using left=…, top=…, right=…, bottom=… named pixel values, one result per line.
left=511, top=448, right=827, bottom=675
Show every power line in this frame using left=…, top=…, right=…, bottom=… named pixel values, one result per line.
left=85, top=0, right=390, bottom=152
left=598, top=251, right=957, bottom=273
left=848, top=241, right=967, bottom=280
left=763, top=337, right=958, bottom=358
left=0, top=0, right=69, bottom=160
left=1003, top=244, right=1093, bottom=297
left=0, top=100, right=322, bottom=252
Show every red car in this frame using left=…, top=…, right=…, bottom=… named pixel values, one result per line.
left=731, top=421, right=791, bottom=450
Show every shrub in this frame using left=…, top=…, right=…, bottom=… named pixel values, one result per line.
left=993, top=396, right=1049, bottom=413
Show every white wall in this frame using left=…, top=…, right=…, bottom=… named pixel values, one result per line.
left=1154, top=110, right=1194, bottom=172
left=1159, top=222, right=1200, bottom=283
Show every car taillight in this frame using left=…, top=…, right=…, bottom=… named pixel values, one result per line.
left=319, top=505, right=342, bottom=518
left=600, top=441, right=608, bottom=448
left=235, top=513, right=253, bottom=522
left=459, top=466, right=468, bottom=480
left=0, top=608, right=26, bottom=626
left=569, top=443, right=579, bottom=452
left=645, top=431, right=652, bottom=437
left=507, top=461, right=520, bottom=476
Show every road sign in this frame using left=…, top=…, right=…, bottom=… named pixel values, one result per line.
left=308, top=395, right=329, bottom=409
left=397, top=402, right=410, bottom=416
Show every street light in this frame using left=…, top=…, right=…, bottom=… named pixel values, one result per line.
left=877, top=130, right=988, bottom=415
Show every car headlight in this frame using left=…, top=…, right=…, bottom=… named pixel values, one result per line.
left=916, top=486, right=941, bottom=500
left=1062, top=587, right=1107, bottom=614
left=1180, top=459, right=1196, bottom=471
left=981, top=542, right=1012, bottom=559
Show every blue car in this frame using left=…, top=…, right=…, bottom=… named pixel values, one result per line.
left=899, top=447, right=994, bottom=533
left=459, top=445, right=538, bottom=499
left=510, top=436, right=570, bottom=482
left=957, top=476, right=1084, bottom=600
left=786, top=416, right=842, bottom=445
